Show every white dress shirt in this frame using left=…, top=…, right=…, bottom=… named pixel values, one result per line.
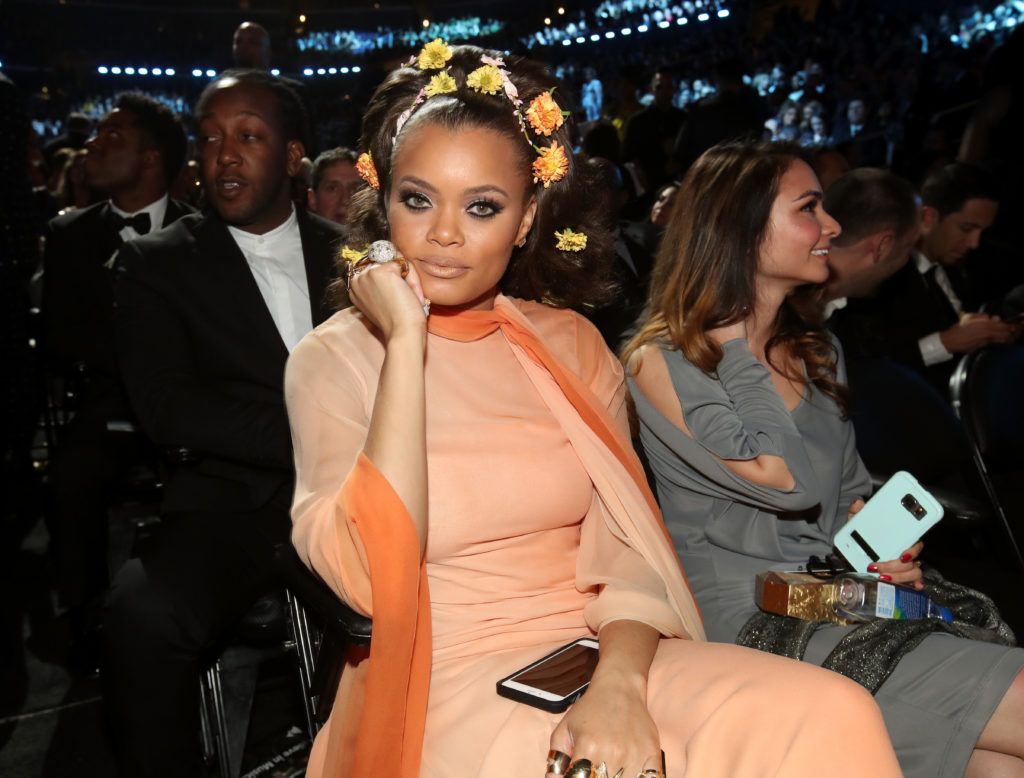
left=110, top=193, right=169, bottom=242
left=227, top=207, right=312, bottom=352
left=824, top=296, right=848, bottom=320
left=913, top=250, right=963, bottom=366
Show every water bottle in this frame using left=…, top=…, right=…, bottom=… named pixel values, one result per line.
left=833, top=576, right=953, bottom=623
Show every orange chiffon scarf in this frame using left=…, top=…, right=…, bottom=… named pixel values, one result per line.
left=335, top=299, right=695, bottom=778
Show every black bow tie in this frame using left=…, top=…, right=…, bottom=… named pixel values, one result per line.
left=111, top=211, right=152, bottom=235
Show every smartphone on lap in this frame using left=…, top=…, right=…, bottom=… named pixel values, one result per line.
left=496, top=637, right=600, bottom=713
left=832, top=471, right=943, bottom=573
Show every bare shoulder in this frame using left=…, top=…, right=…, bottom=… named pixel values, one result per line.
left=628, top=344, right=687, bottom=431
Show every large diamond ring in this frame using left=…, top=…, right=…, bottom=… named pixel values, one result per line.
left=367, top=239, right=397, bottom=263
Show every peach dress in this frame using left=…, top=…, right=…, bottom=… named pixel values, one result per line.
left=285, top=295, right=901, bottom=777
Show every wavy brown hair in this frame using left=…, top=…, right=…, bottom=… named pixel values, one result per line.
left=332, top=45, right=615, bottom=310
left=622, top=141, right=848, bottom=415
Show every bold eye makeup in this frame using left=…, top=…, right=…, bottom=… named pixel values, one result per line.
left=467, top=198, right=504, bottom=218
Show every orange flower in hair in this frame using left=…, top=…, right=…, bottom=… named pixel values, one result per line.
left=356, top=152, right=380, bottom=190
left=526, top=92, right=565, bottom=137
left=532, top=141, right=569, bottom=188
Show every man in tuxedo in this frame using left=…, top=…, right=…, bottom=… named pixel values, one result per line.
left=866, top=162, right=1018, bottom=395
left=102, top=69, right=343, bottom=776
left=824, top=168, right=974, bottom=490
left=41, top=92, right=191, bottom=672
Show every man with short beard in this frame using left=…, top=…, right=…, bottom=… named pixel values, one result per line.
left=41, top=92, right=192, bottom=675
left=103, top=70, right=343, bottom=775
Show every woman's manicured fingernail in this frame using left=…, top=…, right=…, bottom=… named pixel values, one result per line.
left=900, top=553, right=912, bottom=563
left=867, top=564, right=879, bottom=572
left=879, top=574, right=893, bottom=582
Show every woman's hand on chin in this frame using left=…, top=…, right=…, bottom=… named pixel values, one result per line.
left=349, top=258, right=428, bottom=342
left=547, top=670, right=661, bottom=778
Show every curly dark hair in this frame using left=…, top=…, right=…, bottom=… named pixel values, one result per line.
left=337, top=45, right=615, bottom=310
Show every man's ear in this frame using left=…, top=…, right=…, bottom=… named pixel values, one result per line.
left=920, top=205, right=939, bottom=237
left=871, top=230, right=895, bottom=263
left=285, top=140, right=306, bottom=177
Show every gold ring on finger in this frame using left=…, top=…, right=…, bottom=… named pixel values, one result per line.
left=547, top=750, right=572, bottom=776
left=566, top=759, right=593, bottom=778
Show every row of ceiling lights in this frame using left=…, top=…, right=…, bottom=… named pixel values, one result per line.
left=555, top=8, right=728, bottom=45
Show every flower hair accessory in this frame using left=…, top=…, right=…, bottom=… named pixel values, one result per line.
left=554, top=228, right=587, bottom=252
left=356, top=152, right=380, bottom=190
left=387, top=40, right=571, bottom=189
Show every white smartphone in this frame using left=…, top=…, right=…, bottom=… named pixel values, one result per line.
left=832, top=471, right=943, bottom=573
left=496, top=637, right=599, bottom=713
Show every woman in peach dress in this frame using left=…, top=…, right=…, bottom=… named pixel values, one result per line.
left=284, top=44, right=901, bottom=778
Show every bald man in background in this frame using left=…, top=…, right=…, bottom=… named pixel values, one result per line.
left=232, top=22, right=271, bottom=70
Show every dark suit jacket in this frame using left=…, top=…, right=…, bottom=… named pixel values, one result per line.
left=113, top=209, right=344, bottom=515
left=844, top=261, right=962, bottom=394
left=588, top=220, right=659, bottom=348
left=42, top=198, right=195, bottom=415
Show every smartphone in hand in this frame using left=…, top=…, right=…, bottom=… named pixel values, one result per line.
left=832, top=471, right=943, bottom=573
left=496, top=637, right=599, bottom=713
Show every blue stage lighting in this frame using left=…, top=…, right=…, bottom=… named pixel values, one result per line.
left=97, top=66, right=109, bottom=74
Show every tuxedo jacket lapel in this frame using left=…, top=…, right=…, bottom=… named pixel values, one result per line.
left=297, top=209, right=339, bottom=326
left=195, top=216, right=290, bottom=361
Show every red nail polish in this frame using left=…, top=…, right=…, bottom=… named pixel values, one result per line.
left=867, top=564, right=878, bottom=572
left=879, top=574, right=893, bottom=582
left=900, top=553, right=912, bottom=563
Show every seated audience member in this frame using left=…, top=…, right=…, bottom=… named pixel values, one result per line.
left=625, top=141, right=1024, bottom=778
left=869, top=162, right=1019, bottom=395
left=306, top=146, right=360, bottom=226
left=823, top=168, right=974, bottom=488
left=771, top=100, right=801, bottom=142
left=831, top=97, right=886, bottom=166
left=41, top=92, right=192, bottom=673
left=232, top=20, right=271, bottom=70
left=102, top=70, right=343, bottom=775
left=43, top=112, right=92, bottom=166
left=623, top=69, right=685, bottom=192
left=285, top=46, right=900, bottom=778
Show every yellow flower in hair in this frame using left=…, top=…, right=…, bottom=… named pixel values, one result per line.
left=424, top=70, right=458, bottom=97
left=526, top=92, right=565, bottom=137
left=467, top=64, right=504, bottom=95
left=417, top=38, right=453, bottom=70
left=355, top=152, right=380, bottom=190
left=554, top=228, right=588, bottom=252
left=341, top=246, right=368, bottom=264
left=532, top=141, right=570, bottom=188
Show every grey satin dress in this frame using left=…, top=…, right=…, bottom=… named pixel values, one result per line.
left=629, top=338, right=1024, bottom=778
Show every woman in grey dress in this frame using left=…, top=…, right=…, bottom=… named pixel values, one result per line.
left=624, top=141, right=1024, bottom=778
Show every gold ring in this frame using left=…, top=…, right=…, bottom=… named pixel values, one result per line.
left=547, top=750, right=572, bottom=775
left=566, top=759, right=593, bottom=778
left=636, top=771, right=663, bottom=778
left=345, top=255, right=409, bottom=291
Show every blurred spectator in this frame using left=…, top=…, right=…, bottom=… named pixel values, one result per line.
left=232, top=21, right=272, bottom=70
left=771, top=100, right=801, bottom=141
left=623, top=69, right=684, bottom=192
left=800, top=114, right=832, bottom=147
left=307, top=147, right=360, bottom=226
left=672, top=58, right=767, bottom=175
left=43, top=112, right=92, bottom=166
left=581, top=67, right=604, bottom=122
left=833, top=97, right=887, bottom=166
left=648, top=181, right=678, bottom=229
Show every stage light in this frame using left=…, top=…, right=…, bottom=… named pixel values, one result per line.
left=637, top=24, right=648, bottom=32
left=677, top=17, right=688, bottom=25
left=718, top=9, right=730, bottom=18
left=544, top=17, right=551, bottom=24
left=97, top=66, right=109, bottom=74
left=125, top=66, right=136, bottom=74
left=340, top=66, right=350, bottom=73
left=605, top=30, right=615, bottom=38
left=138, top=67, right=148, bottom=75
left=192, top=68, right=203, bottom=77
left=303, top=67, right=314, bottom=76
left=698, top=12, right=710, bottom=21
left=316, top=67, right=326, bottom=75
left=152, top=67, right=162, bottom=75
left=111, top=67, right=122, bottom=74
left=562, top=39, right=571, bottom=45
left=557, top=7, right=565, bottom=14
left=576, top=36, right=585, bottom=43
left=205, top=69, right=216, bottom=77
left=422, top=19, right=430, bottom=28
left=657, top=20, right=670, bottom=28
left=166, top=68, right=176, bottom=76
left=590, top=33, right=600, bottom=41
left=352, top=65, right=362, bottom=73
left=271, top=68, right=280, bottom=76
left=621, top=27, right=632, bottom=34
left=328, top=67, right=337, bottom=74
left=299, top=13, right=307, bottom=23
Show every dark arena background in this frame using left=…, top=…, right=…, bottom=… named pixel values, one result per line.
left=2, top=0, right=1024, bottom=775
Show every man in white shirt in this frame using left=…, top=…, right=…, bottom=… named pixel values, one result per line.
left=40, top=92, right=192, bottom=676
left=105, top=70, right=344, bottom=775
